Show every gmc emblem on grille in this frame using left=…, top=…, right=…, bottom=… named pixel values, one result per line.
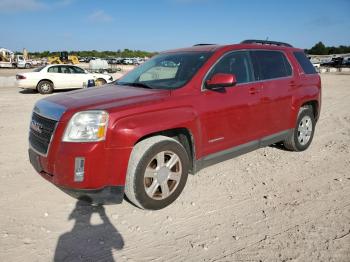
left=30, top=120, right=43, bottom=133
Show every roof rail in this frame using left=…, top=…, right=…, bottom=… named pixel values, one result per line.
left=193, top=44, right=216, bottom=46
left=241, top=39, right=293, bottom=47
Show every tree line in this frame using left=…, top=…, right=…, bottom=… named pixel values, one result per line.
left=25, top=42, right=350, bottom=58
left=28, top=49, right=157, bottom=58
left=306, top=42, right=350, bottom=55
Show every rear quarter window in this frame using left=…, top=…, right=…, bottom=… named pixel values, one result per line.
left=293, top=52, right=317, bottom=74
left=251, top=50, right=292, bottom=80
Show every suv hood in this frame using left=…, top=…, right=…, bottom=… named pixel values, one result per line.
left=42, top=84, right=170, bottom=118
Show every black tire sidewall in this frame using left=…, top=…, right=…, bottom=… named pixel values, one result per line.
left=293, top=108, right=315, bottom=151
left=133, top=140, right=189, bottom=210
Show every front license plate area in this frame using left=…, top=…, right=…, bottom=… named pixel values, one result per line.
left=29, top=149, right=43, bottom=173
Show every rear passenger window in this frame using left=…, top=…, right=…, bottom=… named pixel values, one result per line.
left=293, top=52, right=317, bottom=74
left=47, top=66, right=60, bottom=73
left=61, top=66, right=74, bottom=74
left=206, top=51, right=254, bottom=84
left=251, top=51, right=292, bottom=80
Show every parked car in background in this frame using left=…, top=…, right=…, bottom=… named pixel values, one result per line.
left=16, top=64, right=113, bottom=94
left=321, top=57, right=344, bottom=68
left=312, top=63, right=321, bottom=70
left=121, top=58, right=134, bottom=65
left=132, top=58, right=145, bottom=65
left=107, top=58, right=119, bottom=64
left=78, top=57, right=87, bottom=63
left=85, top=57, right=97, bottom=63
left=28, top=40, right=321, bottom=209
left=342, top=57, right=350, bottom=67
left=117, top=58, right=123, bottom=64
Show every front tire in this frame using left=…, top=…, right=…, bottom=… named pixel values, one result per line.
left=95, top=78, right=107, bottom=86
left=37, top=80, right=54, bottom=94
left=283, top=106, right=316, bottom=151
left=125, top=136, right=190, bottom=210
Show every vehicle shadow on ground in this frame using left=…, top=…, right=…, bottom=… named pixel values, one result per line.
left=19, top=88, right=77, bottom=95
left=18, top=89, right=37, bottom=94
left=269, top=142, right=290, bottom=151
left=54, top=200, right=124, bottom=261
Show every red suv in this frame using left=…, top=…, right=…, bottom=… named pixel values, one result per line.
left=28, top=40, right=321, bottom=210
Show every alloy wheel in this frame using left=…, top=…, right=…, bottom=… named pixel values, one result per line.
left=297, top=115, right=313, bottom=145
left=144, top=150, right=182, bottom=200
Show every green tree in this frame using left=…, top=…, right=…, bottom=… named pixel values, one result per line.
left=28, top=49, right=158, bottom=59
left=308, top=41, right=328, bottom=55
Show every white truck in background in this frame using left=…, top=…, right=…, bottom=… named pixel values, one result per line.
left=0, top=48, right=35, bottom=68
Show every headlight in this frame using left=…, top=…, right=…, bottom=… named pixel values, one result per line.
left=63, top=111, right=109, bottom=142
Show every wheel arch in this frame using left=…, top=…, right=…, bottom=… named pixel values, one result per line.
left=291, top=88, right=321, bottom=127
left=36, top=79, right=54, bottom=90
left=95, top=77, right=107, bottom=86
left=96, top=77, right=107, bottom=82
left=301, top=100, right=319, bottom=121
left=135, top=128, right=196, bottom=174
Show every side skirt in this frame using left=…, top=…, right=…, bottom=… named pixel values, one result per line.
left=194, top=129, right=292, bottom=173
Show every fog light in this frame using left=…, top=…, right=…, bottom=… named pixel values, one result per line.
left=74, top=157, right=85, bottom=182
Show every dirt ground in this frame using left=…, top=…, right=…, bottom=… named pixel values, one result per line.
left=0, top=73, right=349, bottom=262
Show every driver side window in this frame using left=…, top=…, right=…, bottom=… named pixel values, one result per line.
left=70, top=66, right=85, bottom=74
left=206, top=51, right=253, bottom=84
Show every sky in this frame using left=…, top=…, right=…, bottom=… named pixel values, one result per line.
left=0, top=0, right=349, bottom=52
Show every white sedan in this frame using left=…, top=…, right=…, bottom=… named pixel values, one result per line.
left=16, top=64, right=113, bottom=94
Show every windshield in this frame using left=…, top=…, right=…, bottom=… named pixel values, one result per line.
left=116, top=51, right=212, bottom=89
left=33, top=66, right=45, bottom=72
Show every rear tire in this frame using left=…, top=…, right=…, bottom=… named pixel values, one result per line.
left=37, top=80, right=54, bottom=94
left=125, top=136, right=189, bottom=210
left=283, top=106, right=315, bottom=151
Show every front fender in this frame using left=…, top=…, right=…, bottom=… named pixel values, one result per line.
left=107, top=107, right=201, bottom=151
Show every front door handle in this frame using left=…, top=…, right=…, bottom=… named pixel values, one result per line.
left=249, top=87, right=260, bottom=94
left=290, top=81, right=301, bottom=88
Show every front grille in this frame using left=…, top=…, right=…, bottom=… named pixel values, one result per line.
left=29, top=112, right=58, bottom=155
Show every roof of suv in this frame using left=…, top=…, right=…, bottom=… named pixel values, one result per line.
left=163, top=40, right=303, bottom=53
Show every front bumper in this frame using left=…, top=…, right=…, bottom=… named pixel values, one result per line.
left=28, top=142, right=132, bottom=204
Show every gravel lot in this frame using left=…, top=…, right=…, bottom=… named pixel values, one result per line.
left=0, top=72, right=349, bottom=261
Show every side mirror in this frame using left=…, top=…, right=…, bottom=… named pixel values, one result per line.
left=205, top=73, right=237, bottom=90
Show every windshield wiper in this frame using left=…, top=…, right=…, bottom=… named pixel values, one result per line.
left=118, top=82, right=153, bottom=89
